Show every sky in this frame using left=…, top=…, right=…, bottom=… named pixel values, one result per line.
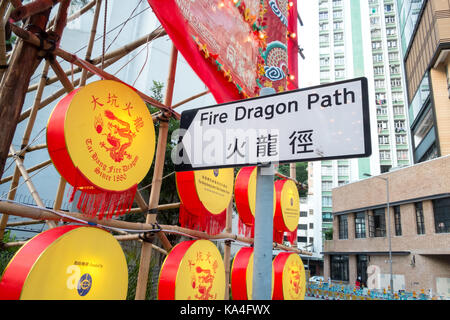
left=297, top=0, right=320, bottom=89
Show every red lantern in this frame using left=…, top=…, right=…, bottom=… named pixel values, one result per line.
left=273, top=179, right=300, bottom=244
left=176, top=168, right=234, bottom=235
left=272, top=252, right=306, bottom=300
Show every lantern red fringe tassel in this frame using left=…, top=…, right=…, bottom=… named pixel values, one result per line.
left=69, top=185, right=137, bottom=220
left=179, top=204, right=226, bottom=235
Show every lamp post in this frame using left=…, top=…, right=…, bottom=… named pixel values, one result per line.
left=364, top=173, right=393, bottom=297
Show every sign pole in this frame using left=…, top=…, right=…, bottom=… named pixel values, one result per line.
left=252, top=87, right=276, bottom=300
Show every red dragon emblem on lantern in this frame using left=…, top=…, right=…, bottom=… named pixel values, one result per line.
left=94, top=110, right=135, bottom=163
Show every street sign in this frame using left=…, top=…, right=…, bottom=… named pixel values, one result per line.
left=173, top=77, right=371, bottom=171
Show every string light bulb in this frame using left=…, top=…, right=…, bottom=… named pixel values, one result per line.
left=289, top=74, right=295, bottom=81
left=289, top=32, right=297, bottom=39
left=289, top=1, right=294, bottom=8
left=218, top=1, right=225, bottom=8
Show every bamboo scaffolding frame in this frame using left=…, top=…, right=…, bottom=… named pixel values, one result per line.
left=0, top=200, right=312, bottom=256
left=0, top=159, right=52, bottom=185
left=134, top=44, right=178, bottom=300
left=10, top=0, right=63, bottom=22
left=7, top=144, right=47, bottom=158
left=8, top=146, right=56, bottom=229
left=79, top=0, right=102, bottom=86
left=0, top=60, right=51, bottom=241
left=19, top=53, right=126, bottom=123
left=0, top=2, right=313, bottom=302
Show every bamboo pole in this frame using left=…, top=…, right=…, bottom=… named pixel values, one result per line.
left=79, top=0, right=102, bottom=86
left=0, top=8, right=50, bottom=180
left=8, top=23, right=177, bottom=117
left=171, top=90, right=210, bottom=109
left=47, top=0, right=96, bottom=30
left=223, top=200, right=233, bottom=300
left=0, top=200, right=313, bottom=255
left=9, top=146, right=56, bottom=229
left=0, top=10, right=48, bottom=242
left=26, top=26, right=166, bottom=93
left=0, top=0, right=9, bottom=82
left=10, top=0, right=63, bottom=22
left=19, top=53, right=124, bottom=123
left=9, top=0, right=22, bottom=9
left=7, top=143, right=47, bottom=157
left=0, top=159, right=52, bottom=185
left=134, top=45, right=178, bottom=301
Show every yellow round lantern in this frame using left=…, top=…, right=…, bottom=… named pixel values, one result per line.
left=272, top=252, right=306, bottom=300
left=47, top=80, right=156, bottom=219
left=158, top=240, right=225, bottom=300
left=0, top=225, right=128, bottom=300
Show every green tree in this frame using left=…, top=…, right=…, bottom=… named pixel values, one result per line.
left=0, top=231, right=19, bottom=276
left=277, top=162, right=308, bottom=197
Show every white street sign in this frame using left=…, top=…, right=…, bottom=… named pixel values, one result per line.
left=173, top=77, right=371, bottom=171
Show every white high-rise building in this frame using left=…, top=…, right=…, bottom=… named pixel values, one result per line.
left=297, top=0, right=412, bottom=265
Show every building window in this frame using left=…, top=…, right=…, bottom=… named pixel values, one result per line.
left=333, top=10, right=343, bottom=19
left=394, top=120, right=406, bottom=133
left=355, top=212, right=366, bottom=238
left=378, top=135, right=389, bottom=145
left=319, top=11, right=328, bottom=20
left=298, top=224, right=308, bottom=230
left=385, top=15, right=395, bottom=24
left=374, top=66, right=384, bottom=75
left=309, top=223, right=314, bottom=229
left=372, top=41, right=382, bottom=50
left=388, top=40, right=397, bottom=49
left=433, top=198, right=450, bottom=233
left=379, top=150, right=391, bottom=160
left=390, top=65, right=400, bottom=75
left=319, top=22, right=329, bottom=31
left=391, top=78, right=402, bottom=87
left=415, top=202, right=425, bottom=235
left=338, top=165, right=349, bottom=176
left=338, top=214, right=348, bottom=239
left=320, top=57, right=330, bottom=66
left=322, top=196, right=332, bottom=207
left=373, top=53, right=383, bottom=63
left=335, top=56, right=345, bottom=66
left=323, top=212, right=333, bottom=222
left=322, top=180, right=333, bottom=191
left=394, top=206, right=402, bottom=236
left=393, top=106, right=404, bottom=116
left=298, top=236, right=307, bottom=243
left=396, top=134, right=407, bottom=145
left=377, top=120, right=388, bottom=133
left=333, top=21, right=343, bottom=30
left=322, top=164, right=332, bottom=175
left=369, top=209, right=386, bottom=237
left=386, top=27, right=396, bottom=36
left=388, top=52, right=398, bottom=61
left=397, top=150, right=409, bottom=160
left=330, top=255, right=349, bottom=281
left=300, top=211, right=308, bottom=217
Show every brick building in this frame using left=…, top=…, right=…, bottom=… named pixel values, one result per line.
left=323, top=155, right=450, bottom=297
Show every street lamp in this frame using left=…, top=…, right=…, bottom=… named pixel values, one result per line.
left=363, top=173, right=394, bottom=297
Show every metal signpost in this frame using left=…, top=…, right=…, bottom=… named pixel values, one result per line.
left=174, top=77, right=372, bottom=300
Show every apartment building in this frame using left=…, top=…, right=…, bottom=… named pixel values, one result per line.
left=323, top=155, right=450, bottom=297
left=396, top=0, right=450, bottom=163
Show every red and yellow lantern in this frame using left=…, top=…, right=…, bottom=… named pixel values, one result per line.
left=158, top=239, right=225, bottom=300
left=176, top=168, right=234, bottom=235
left=46, top=80, right=156, bottom=219
left=272, top=252, right=306, bottom=300
left=273, top=179, right=300, bottom=244
left=231, top=247, right=254, bottom=300
left=0, top=225, right=128, bottom=300
left=234, top=166, right=275, bottom=237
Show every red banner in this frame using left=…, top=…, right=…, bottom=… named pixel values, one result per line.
left=147, top=0, right=296, bottom=103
